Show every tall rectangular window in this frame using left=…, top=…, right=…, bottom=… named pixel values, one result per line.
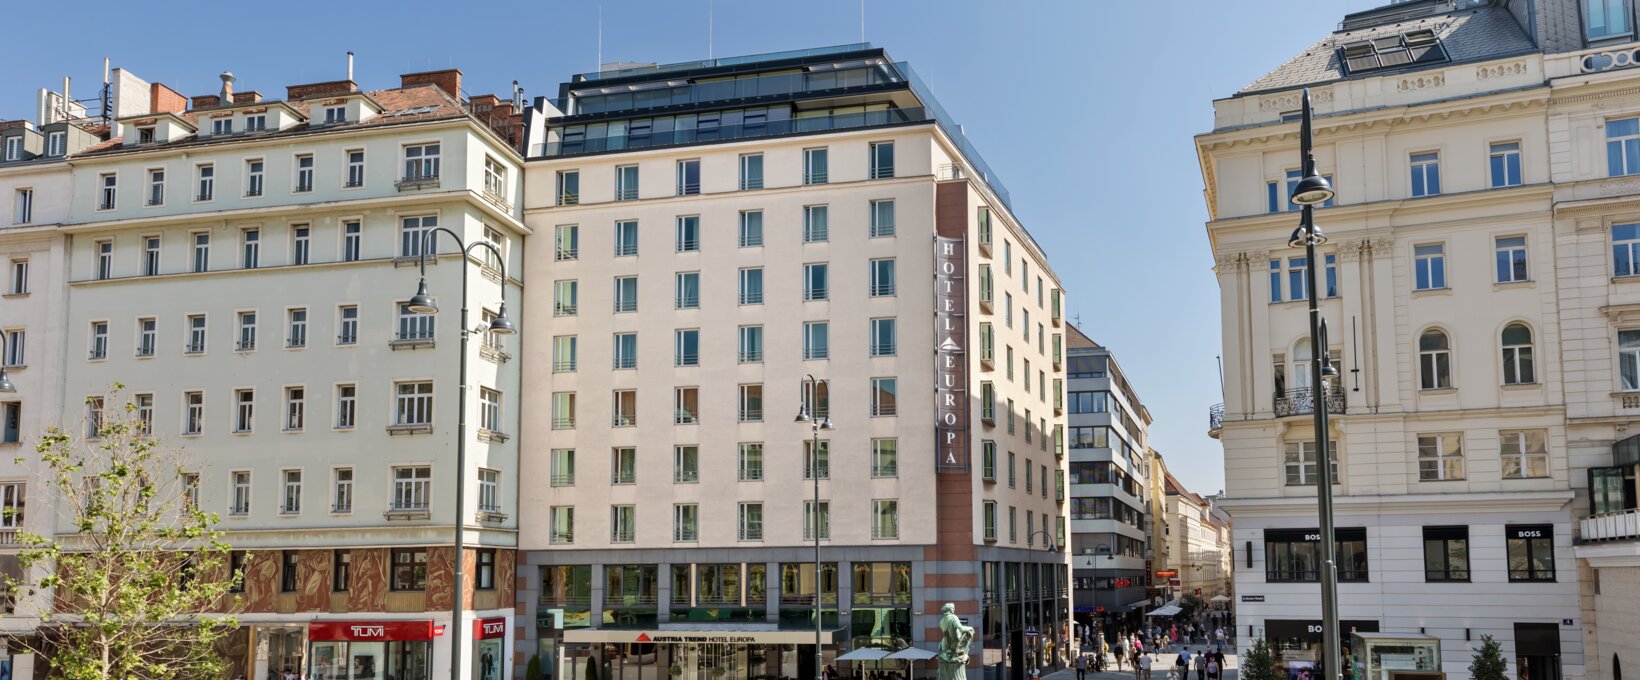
left=46, top=131, right=64, bottom=157
left=803, top=148, right=828, bottom=185
left=611, top=447, right=636, bottom=484
left=332, top=468, right=354, bottom=513
left=234, top=389, right=255, bottom=433
left=1496, top=236, right=1529, bottom=283
left=673, top=445, right=699, bottom=482
left=146, top=169, right=164, bottom=206
left=141, top=235, right=161, bottom=274
left=613, top=333, right=638, bottom=369
left=675, top=159, right=700, bottom=196
left=1506, top=524, right=1555, bottom=582
left=675, top=215, right=700, bottom=252
left=241, top=229, right=260, bottom=269
left=740, top=267, right=764, bottom=305
left=96, top=240, right=112, bottom=280
left=738, top=443, right=763, bottom=481
left=1500, top=429, right=1549, bottom=479
left=870, top=258, right=896, bottom=297
left=1422, top=526, right=1470, bottom=582
left=196, top=164, right=215, bottom=201
left=552, top=392, right=577, bottom=430
left=1409, top=152, right=1441, bottom=197
left=87, top=323, right=106, bottom=360
left=675, top=271, right=700, bottom=309
left=7, top=259, right=25, bottom=295
left=136, top=317, right=156, bottom=356
left=294, top=154, right=314, bottom=192
left=1611, top=118, right=1640, bottom=177
left=739, top=210, right=764, bottom=247
left=804, top=205, right=828, bottom=243
left=870, top=199, right=896, bottom=238
left=872, top=500, right=899, bottom=539
left=287, top=308, right=307, bottom=349
left=192, top=232, right=210, bottom=272
left=1414, top=243, right=1446, bottom=290
left=346, top=150, right=365, bottom=188
left=870, top=318, right=896, bottom=357
left=553, top=335, right=578, bottom=372
left=551, top=449, right=576, bottom=487
left=230, top=471, right=251, bottom=515
left=804, top=501, right=830, bottom=540
left=739, top=503, right=764, bottom=541
left=673, top=504, right=699, bottom=542
left=292, top=225, right=310, bottom=266
left=554, top=280, right=579, bottom=316
left=184, top=391, right=204, bottom=434
left=871, top=377, right=897, bottom=417
left=739, top=325, right=764, bottom=363
left=739, top=384, right=764, bottom=422
left=1615, top=223, right=1640, bottom=277
left=739, top=154, right=763, bottom=190
left=804, top=263, right=828, bottom=301
left=337, top=305, right=358, bottom=345
left=1587, top=0, right=1634, bottom=40
left=342, top=221, right=361, bottom=262
left=804, top=440, right=829, bottom=480
left=335, top=384, right=356, bottom=429
left=245, top=160, right=264, bottom=197
left=281, top=470, right=302, bottom=514
left=479, top=388, right=503, bottom=433
left=99, top=173, right=116, bottom=210
left=555, top=225, right=579, bottom=261
left=284, top=387, right=305, bottom=431
left=1489, top=141, right=1522, bottom=188
left=803, top=321, right=829, bottom=360
left=869, top=141, right=895, bottom=179
left=13, top=189, right=31, bottom=224
left=674, top=387, right=699, bottom=424
left=615, top=165, right=639, bottom=201
left=871, top=439, right=898, bottom=478
left=674, top=329, right=699, bottom=367
left=610, top=506, right=635, bottom=543
left=556, top=170, right=579, bottom=205
left=236, top=312, right=257, bottom=351
left=548, top=507, right=574, bottom=544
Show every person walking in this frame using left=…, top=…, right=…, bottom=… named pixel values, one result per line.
left=1205, top=654, right=1221, bottom=680
left=1176, top=647, right=1191, bottom=680
left=1137, top=649, right=1152, bottom=680
left=1077, top=652, right=1089, bottom=680
left=1194, top=647, right=1207, bottom=680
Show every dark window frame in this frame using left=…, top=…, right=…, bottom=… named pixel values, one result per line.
left=1264, top=527, right=1369, bottom=583
left=332, top=549, right=351, bottom=592
left=1422, top=525, right=1470, bottom=582
left=476, top=548, right=497, bottom=590
left=1506, top=524, right=1556, bottom=582
left=279, top=550, right=300, bottom=593
left=390, top=547, right=428, bottom=591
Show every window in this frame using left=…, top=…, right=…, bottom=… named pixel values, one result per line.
left=1418, top=329, right=1452, bottom=390
left=1423, top=526, right=1470, bottom=582
left=1622, top=330, right=1640, bottom=390
left=803, top=148, right=828, bottom=185
left=95, top=240, right=112, bottom=280
left=241, top=229, right=260, bottom=269
left=236, top=311, right=257, bottom=351
left=483, top=156, right=507, bottom=197
left=981, top=381, right=996, bottom=422
left=611, top=275, right=638, bottom=313
left=610, top=505, right=635, bottom=543
left=675, top=159, right=700, bottom=196
left=136, top=317, right=159, bottom=357
left=729, top=502, right=763, bottom=541
left=867, top=199, right=897, bottom=239
left=870, top=258, right=896, bottom=297
left=804, top=440, right=830, bottom=480
left=872, top=439, right=898, bottom=478
left=803, top=321, right=829, bottom=360
left=739, top=325, right=764, bottom=363
left=978, top=264, right=993, bottom=304
left=552, top=335, right=577, bottom=373
left=1265, top=528, right=1369, bottom=582
left=872, top=500, right=899, bottom=539
left=552, top=392, right=577, bottom=430
left=211, top=118, right=233, bottom=135
left=674, top=445, right=699, bottom=483
left=183, top=392, right=204, bottom=435
left=87, top=323, right=104, bottom=360
left=477, top=469, right=500, bottom=514
left=1007, top=348, right=1015, bottom=381
left=294, top=154, right=314, bottom=192
left=549, top=507, right=574, bottom=544
left=1008, top=451, right=1016, bottom=487
left=739, top=210, right=763, bottom=247
left=245, top=114, right=266, bottom=131
left=1501, top=429, right=1549, bottom=479
left=187, top=315, right=207, bottom=353
left=337, top=305, right=358, bottom=345
left=674, top=386, right=699, bottom=424
left=192, top=232, right=210, bottom=272
left=981, top=441, right=997, bottom=481
left=391, top=548, right=429, bottom=590
left=1025, top=460, right=1034, bottom=493
left=804, top=500, right=830, bottom=540
left=804, top=263, right=828, bottom=301
left=556, top=170, right=579, bottom=205
left=675, top=215, right=700, bottom=252
left=400, top=215, right=436, bottom=258
left=673, top=504, right=699, bottom=542
left=1008, top=507, right=1017, bottom=543
left=13, top=189, right=31, bottom=224
left=800, top=380, right=829, bottom=420
left=615, top=164, right=638, bottom=201
left=736, top=267, right=765, bottom=305
left=7, top=259, right=25, bottom=295
left=403, top=143, right=439, bottom=180
left=1005, top=294, right=1014, bottom=327
left=1489, top=141, right=1522, bottom=188
left=610, top=220, right=640, bottom=258
left=804, top=205, right=829, bottom=243
left=550, top=449, right=575, bottom=487
left=330, top=550, right=351, bottom=591
left=554, top=224, right=579, bottom=262
left=611, top=447, right=636, bottom=484
left=869, top=141, right=895, bottom=179
left=479, top=387, right=503, bottom=433
left=613, top=333, right=638, bottom=369
left=474, top=548, right=497, bottom=590
left=739, top=443, right=764, bottom=481
left=1502, top=323, right=1536, bottom=385
left=1588, top=0, right=1634, bottom=40
left=1, top=137, right=16, bottom=161
left=871, top=377, right=897, bottom=417
left=284, top=387, right=305, bottom=431
left=1618, top=223, right=1640, bottom=278
left=870, top=318, right=896, bottom=356
left=180, top=473, right=198, bottom=509
left=739, top=154, right=763, bottom=190
left=245, top=160, right=264, bottom=197
left=397, top=302, right=433, bottom=342
left=1496, top=235, right=1529, bottom=282
left=1268, top=255, right=1339, bottom=302
left=346, top=150, right=365, bottom=188
left=230, top=471, right=251, bottom=515
left=554, top=280, right=579, bottom=317
left=394, top=381, right=433, bottom=426
left=1283, top=440, right=1338, bottom=486
left=281, top=470, right=302, bottom=514
left=335, top=385, right=356, bottom=429
left=1506, top=524, right=1555, bottom=581
left=671, top=272, right=700, bottom=312
left=46, top=131, right=64, bottom=157
left=1417, top=433, right=1464, bottom=481
left=1614, top=118, right=1640, bottom=178
left=144, top=169, right=165, bottom=206
left=287, top=308, right=308, bottom=348
left=612, top=389, right=637, bottom=427
left=98, top=173, right=116, bottom=210
left=979, top=323, right=994, bottom=363
left=391, top=466, right=431, bottom=511
left=1410, top=152, right=1441, bottom=197
left=233, top=389, right=254, bottom=433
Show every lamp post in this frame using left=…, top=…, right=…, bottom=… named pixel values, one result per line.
left=1092, top=543, right=1112, bottom=645
left=405, top=231, right=516, bottom=680
left=794, top=375, right=832, bottom=677
left=1287, top=87, right=1342, bottom=680
left=0, top=333, right=15, bottom=394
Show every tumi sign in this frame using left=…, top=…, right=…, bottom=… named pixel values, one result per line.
left=474, top=617, right=507, bottom=640
left=309, top=620, right=435, bottom=642
left=934, top=235, right=969, bottom=472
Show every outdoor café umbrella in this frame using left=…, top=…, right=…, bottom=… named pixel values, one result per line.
left=837, top=647, right=892, bottom=678
left=886, top=646, right=938, bottom=679
left=1210, top=595, right=1231, bottom=603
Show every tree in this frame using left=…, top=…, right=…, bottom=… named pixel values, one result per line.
left=1469, top=635, right=1508, bottom=680
left=525, top=654, right=544, bottom=680
left=6, top=386, right=242, bottom=680
left=1240, top=638, right=1282, bottom=680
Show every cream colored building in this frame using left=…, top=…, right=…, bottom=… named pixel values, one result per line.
left=1162, top=472, right=1230, bottom=602
left=517, top=45, right=1069, bottom=680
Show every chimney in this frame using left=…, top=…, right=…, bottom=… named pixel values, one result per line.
left=220, top=72, right=235, bottom=101
left=286, top=80, right=358, bottom=101
left=150, top=82, right=187, bottom=115
left=191, top=95, right=222, bottom=110
left=347, top=51, right=355, bottom=81
left=400, top=69, right=462, bottom=100
left=232, top=91, right=261, bottom=104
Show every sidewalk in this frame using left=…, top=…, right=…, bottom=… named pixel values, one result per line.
left=1044, top=643, right=1240, bottom=680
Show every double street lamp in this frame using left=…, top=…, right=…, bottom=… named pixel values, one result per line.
left=405, top=230, right=516, bottom=680
left=1288, top=87, right=1343, bottom=680
left=794, top=375, right=832, bottom=677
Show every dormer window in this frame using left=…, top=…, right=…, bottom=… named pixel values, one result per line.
left=46, top=131, right=65, bottom=156
left=324, top=107, right=346, bottom=124
left=1338, top=29, right=1448, bottom=74
left=212, top=119, right=233, bottom=135
left=245, top=115, right=266, bottom=132
left=2, top=137, right=18, bottom=161
left=1587, top=0, right=1634, bottom=41
left=136, top=127, right=155, bottom=144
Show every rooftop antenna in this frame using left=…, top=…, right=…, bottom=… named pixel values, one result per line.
left=101, top=57, right=111, bottom=127
left=596, top=0, right=603, bottom=72
left=860, top=0, right=865, bottom=43
left=708, top=0, right=715, bottom=60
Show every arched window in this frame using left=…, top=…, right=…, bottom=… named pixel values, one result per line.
left=1502, top=323, right=1536, bottom=385
left=1419, top=330, right=1452, bottom=390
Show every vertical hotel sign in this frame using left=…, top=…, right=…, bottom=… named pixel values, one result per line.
left=935, top=234, right=969, bottom=472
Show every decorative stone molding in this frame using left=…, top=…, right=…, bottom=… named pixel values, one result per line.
left=1598, top=178, right=1640, bottom=197
left=1396, top=74, right=1445, bottom=92
left=1257, top=89, right=1334, bottom=112
left=1335, top=238, right=1372, bottom=262
left=1368, top=237, right=1397, bottom=256
left=1581, top=47, right=1640, bottom=75
left=1476, top=61, right=1527, bottom=80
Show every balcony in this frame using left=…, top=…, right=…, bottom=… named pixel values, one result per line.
left=1273, top=385, right=1345, bottom=419
left=384, top=502, right=431, bottom=521
left=396, top=175, right=441, bottom=191
left=1582, top=508, right=1640, bottom=543
left=535, top=107, right=931, bottom=158
left=1208, top=403, right=1224, bottom=438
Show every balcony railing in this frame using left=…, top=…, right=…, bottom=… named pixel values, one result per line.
left=1582, top=508, right=1640, bottom=542
left=535, top=107, right=931, bottom=158
left=1273, top=385, right=1345, bottom=418
left=1208, top=403, right=1225, bottom=433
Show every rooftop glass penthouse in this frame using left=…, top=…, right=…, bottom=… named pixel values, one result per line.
left=528, top=43, right=1012, bottom=209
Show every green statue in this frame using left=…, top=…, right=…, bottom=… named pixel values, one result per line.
left=937, top=603, right=975, bottom=680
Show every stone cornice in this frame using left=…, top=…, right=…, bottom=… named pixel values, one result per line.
left=1197, top=92, right=1551, bottom=154
left=1217, top=490, right=1573, bottom=517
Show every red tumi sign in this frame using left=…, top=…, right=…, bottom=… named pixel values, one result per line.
left=308, top=620, right=436, bottom=642
left=474, top=617, right=506, bottom=640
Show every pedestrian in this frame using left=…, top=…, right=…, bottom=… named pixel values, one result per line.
left=1206, top=654, right=1221, bottom=680
left=1194, top=647, right=1207, bottom=680
left=1137, top=650, right=1152, bottom=680
left=1077, top=652, right=1089, bottom=680
left=1176, top=647, right=1191, bottom=680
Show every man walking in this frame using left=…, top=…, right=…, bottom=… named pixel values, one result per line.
left=1077, top=652, right=1089, bottom=680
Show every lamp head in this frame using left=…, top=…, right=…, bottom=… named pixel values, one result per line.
left=1288, top=223, right=1327, bottom=249
left=406, top=279, right=438, bottom=315
left=487, top=302, right=518, bottom=336
left=0, top=369, right=14, bottom=394
left=794, top=407, right=811, bottom=423
left=1290, top=172, right=1335, bottom=206
left=820, top=415, right=833, bottom=431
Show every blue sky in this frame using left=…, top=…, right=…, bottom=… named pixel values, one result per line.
left=0, top=1, right=1357, bottom=494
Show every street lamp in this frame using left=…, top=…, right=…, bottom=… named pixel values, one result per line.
left=406, top=230, right=515, bottom=680
left=1288, top=87, right=1343, bottom=680
left=795, top=375, right=832, bottom=677
left=0, top=333, right=15, bottom=394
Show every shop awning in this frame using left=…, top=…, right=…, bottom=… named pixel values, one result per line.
left=837, top=648, right=890, bottom=662
left=1145, top=605, right=1182, bottom=617
left=1124, top=598, right=1151, bottom=610
left=564, top=625, right=847, bottom=646
left=886, top=647, right=938, bottom=661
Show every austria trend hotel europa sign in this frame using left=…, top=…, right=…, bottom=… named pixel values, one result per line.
left=935, top=235, right=970, bottom=472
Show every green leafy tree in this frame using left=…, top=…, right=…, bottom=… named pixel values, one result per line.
left=6, top=386, right=242, bottom=680
left=1240, top=638, right=1282, bottom=680
left=1469, top=635, right=1508, bottom=680
left=525, top=654, right=544, bottom=680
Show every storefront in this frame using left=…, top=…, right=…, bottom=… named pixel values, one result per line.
left=1264, top=619, right=1379, bottom=679
left=561, top=626, right=848, bottom=680
left=473, top=618, right=506, bottom=680
left=307, top=620, right=435, bottom=680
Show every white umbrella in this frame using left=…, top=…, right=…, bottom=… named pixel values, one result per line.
left=1210, top=595, right=1231, bottom=603
left=1146, top=605, right=1183, bottom=617
left=886, top=647, right=938, bottom=661
left=836, top=648, right=891, bottom=661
